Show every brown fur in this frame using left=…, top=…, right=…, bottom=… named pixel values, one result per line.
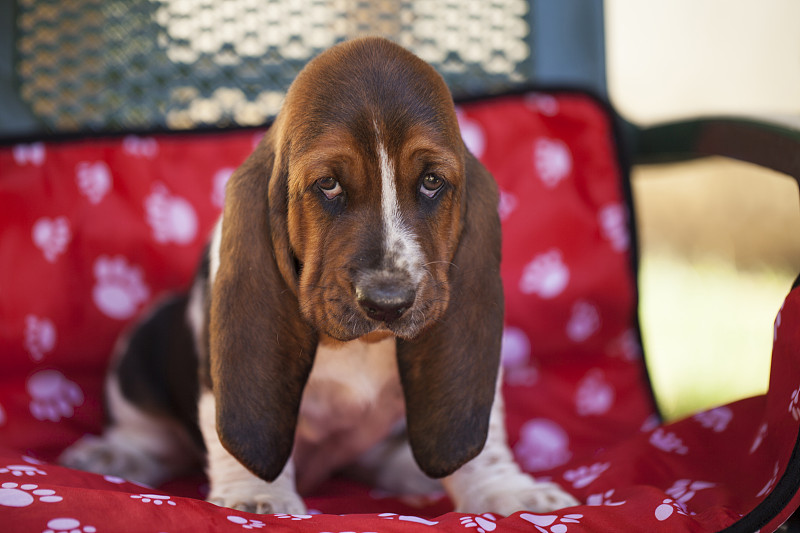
left=208, top=37, right=503, bottom=482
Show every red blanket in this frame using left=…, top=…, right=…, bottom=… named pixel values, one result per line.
left=1, top=92, right=797, bottom=532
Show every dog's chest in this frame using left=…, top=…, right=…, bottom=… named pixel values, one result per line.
left=296, top=335, right=405, bottom=449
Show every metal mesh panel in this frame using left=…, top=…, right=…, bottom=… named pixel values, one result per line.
left=15, top=0, right=533, bottom=133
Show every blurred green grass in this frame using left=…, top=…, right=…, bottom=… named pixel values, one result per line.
left=639, top=251, right=792, bottom=421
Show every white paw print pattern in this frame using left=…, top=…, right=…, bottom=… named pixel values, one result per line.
left=533, top=138, right=572, bottom=188
left=750, top=423, right=768, bottom=454
left=378, top=513, right=439, bottom=526
left=75, top=161, right=112, bottom=205
left=649, top=428, right=688, bottom=455
left=586, top=489, right=626, bottom=507
left=790, top=387, right=800, bottom=422
left=501, top=326, right=538, bottom=386
left=519, top=249, right=570, bottom=299
left=575, top=369, right=615, bottom=417
left=497, top=190, right=518, bottom=221
left=43, top=517, right=97, bottom=533
left=131, top=493, right=177, bottom=506
left=227, top=515, right=265, bottom=529
left=456, top=108, right=486, bottom=159
left=24, top=315, right=57, bottom=361
left=212, top=167, right=235, bottom=208
left=520, top=512, right=583, bottom=533
left=666, top=479, right=715, bottom=504
left=145, top=182, right=199, bottom=245
left=92, top=255, right=150, bottom=320
left=514, top=418, right=572, bottom=472
left=757, top=462, right=780, bottom=498
left=460, top=513, right=497, bottom=533
left=0, top=464, right=46, bottom=477
left=654, top=498, right=688, bottom=521
left=563, top=462, right=610, bottom=490
left=598, top=204, right=629, bottom=253
left=566, top=301, right=600, bottom=343
left=27, top=370, right=84, bottom=422
left=0, top=482, right=62, bottom=507
left=13, top=142, right=46, bottom=166
left=608, top=329, right=642, bottom=362
left=693, top=406, right=733, bottom=433
left=525, top=93, right=560, bottom=116
left=275, top=514, right=312, bottom=521
left=122, top=135, right=159, bottom=158
left=32, top=217, right=71, bottom=263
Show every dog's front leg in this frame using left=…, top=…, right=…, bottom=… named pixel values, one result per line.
left=198, top=390, right=306, bottom=514
left=442, top=373, right=580, bottom=516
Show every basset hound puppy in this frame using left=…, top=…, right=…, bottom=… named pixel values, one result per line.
left=60, top=37, right=579, bottom=516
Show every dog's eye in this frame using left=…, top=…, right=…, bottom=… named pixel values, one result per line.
left=420, top=174, right=445, bottom=198
left=317, top=177, right=343, bottom=200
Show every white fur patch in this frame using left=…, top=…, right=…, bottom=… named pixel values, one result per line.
left=209, top=217, right=223, bottom=286
left=375, top=123, right=424, bottom=283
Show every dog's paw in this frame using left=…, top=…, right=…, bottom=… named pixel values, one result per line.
left=457, top=476, right=579, bottom=516
left=59, top=434, right=167, bottom=486
left=208, top=483, right=306, bottom=515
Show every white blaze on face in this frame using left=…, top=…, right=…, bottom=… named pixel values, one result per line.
left=375, top=123, right=424, bottom=283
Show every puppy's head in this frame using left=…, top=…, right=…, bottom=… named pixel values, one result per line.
left=212, top=37, right=503, bottom=482
left=273, top=37, right=465, bottom=341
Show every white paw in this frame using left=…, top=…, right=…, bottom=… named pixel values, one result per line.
left=519, top=249, right=570, bottom=299
left=32, top=217, right=71, bottom=263
left=144, top=182, right=198, bottom=245
left=24, top=315, right=57, bottom=361
left=0, top=482, right=62, bottom=507
left=459, top=478, right=579, bottom=516
left=43, top=517, right=97, bottom=533
left=59, top=435, right=165, bottom=486
left=27, top=370, right=83, bottom=422
left=76, top=161, right=112, bottom=204
left=533, top=138, right=572, bottom=188
left=208, top=484, right=306, bottom=515
left=92, top=255, right=150, bottom=320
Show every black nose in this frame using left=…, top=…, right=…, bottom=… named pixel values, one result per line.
left=356, top=281, right=416, bottom=324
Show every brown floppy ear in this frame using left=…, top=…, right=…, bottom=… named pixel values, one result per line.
left=209, top=128, right=317, bottom=482
left=396, top=152, right=504, bottom=478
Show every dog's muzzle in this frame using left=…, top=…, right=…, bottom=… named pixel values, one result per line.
left=354, top=270, right=416, bottom=325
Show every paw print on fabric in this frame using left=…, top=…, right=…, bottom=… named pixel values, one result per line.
left=563, top=462, right=610, bottom=489
left=75, top=161, right=112, bottom=205
left=212, top=167, right=235, bottom=208
left=13, top=142, right=46, bottom=166
left=456, top=108, right=486, bottom=159
left=533, top=138, right=572, bottom=188
left=497, top=190, right=518, bottom=221
left=24, top=315, right=57, bottom=362
left=750, top=423, right=768, bottom=454
left=525, top=93, right=560, bottom=116
left=519, top=249, right=570, bottom=299
left=122, top=135, right=159, bottom=158
left=757, top=462, right=780, bottom=498
left=0, top=464, right=46, bottom=477
left=378, top=513, right=439, bottom=526
left=43, top=517, right=97, bottom=533
left=460, top=514, right=497, bottom=532
left=227, top=515, right=265, bottom=529
left=575, top=369, right=615, bottom=416
left=693, top=406, right=733, bottom=433
left=598, top=204, right=629, bottom=253
left=145, top=182, right=199, bottom=245
left=649, top=428, right=688, bottom=455
left=520, top=512, right=583, bottom=533
left=666, top=479, right=715, bottom=504
left=654, top=498, right=688, bottom=521
left=32, top=217, right=71, bottom=263
left=608, top=329, right=642, bottom=362
left=514, top=418, right=572, bottom=472
left=92, top=255, right=150, bottom=320
left=566, top=301, right=600, bottom=343
left=275, top=514, right=312, bottom=521
left=0, top=482, right=62, bottom=507
left=131, top=493, right=177, bottom=506
left=790, top=388, right=800, bottom=422
left=586, top=489, right=626, bottom=507
left=27, top=370, right=84, bottom=422
left=501, top=326, right=538, bottom=386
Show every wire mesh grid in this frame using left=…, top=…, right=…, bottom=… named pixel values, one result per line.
left=15, top=0, right=533, bottom=134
